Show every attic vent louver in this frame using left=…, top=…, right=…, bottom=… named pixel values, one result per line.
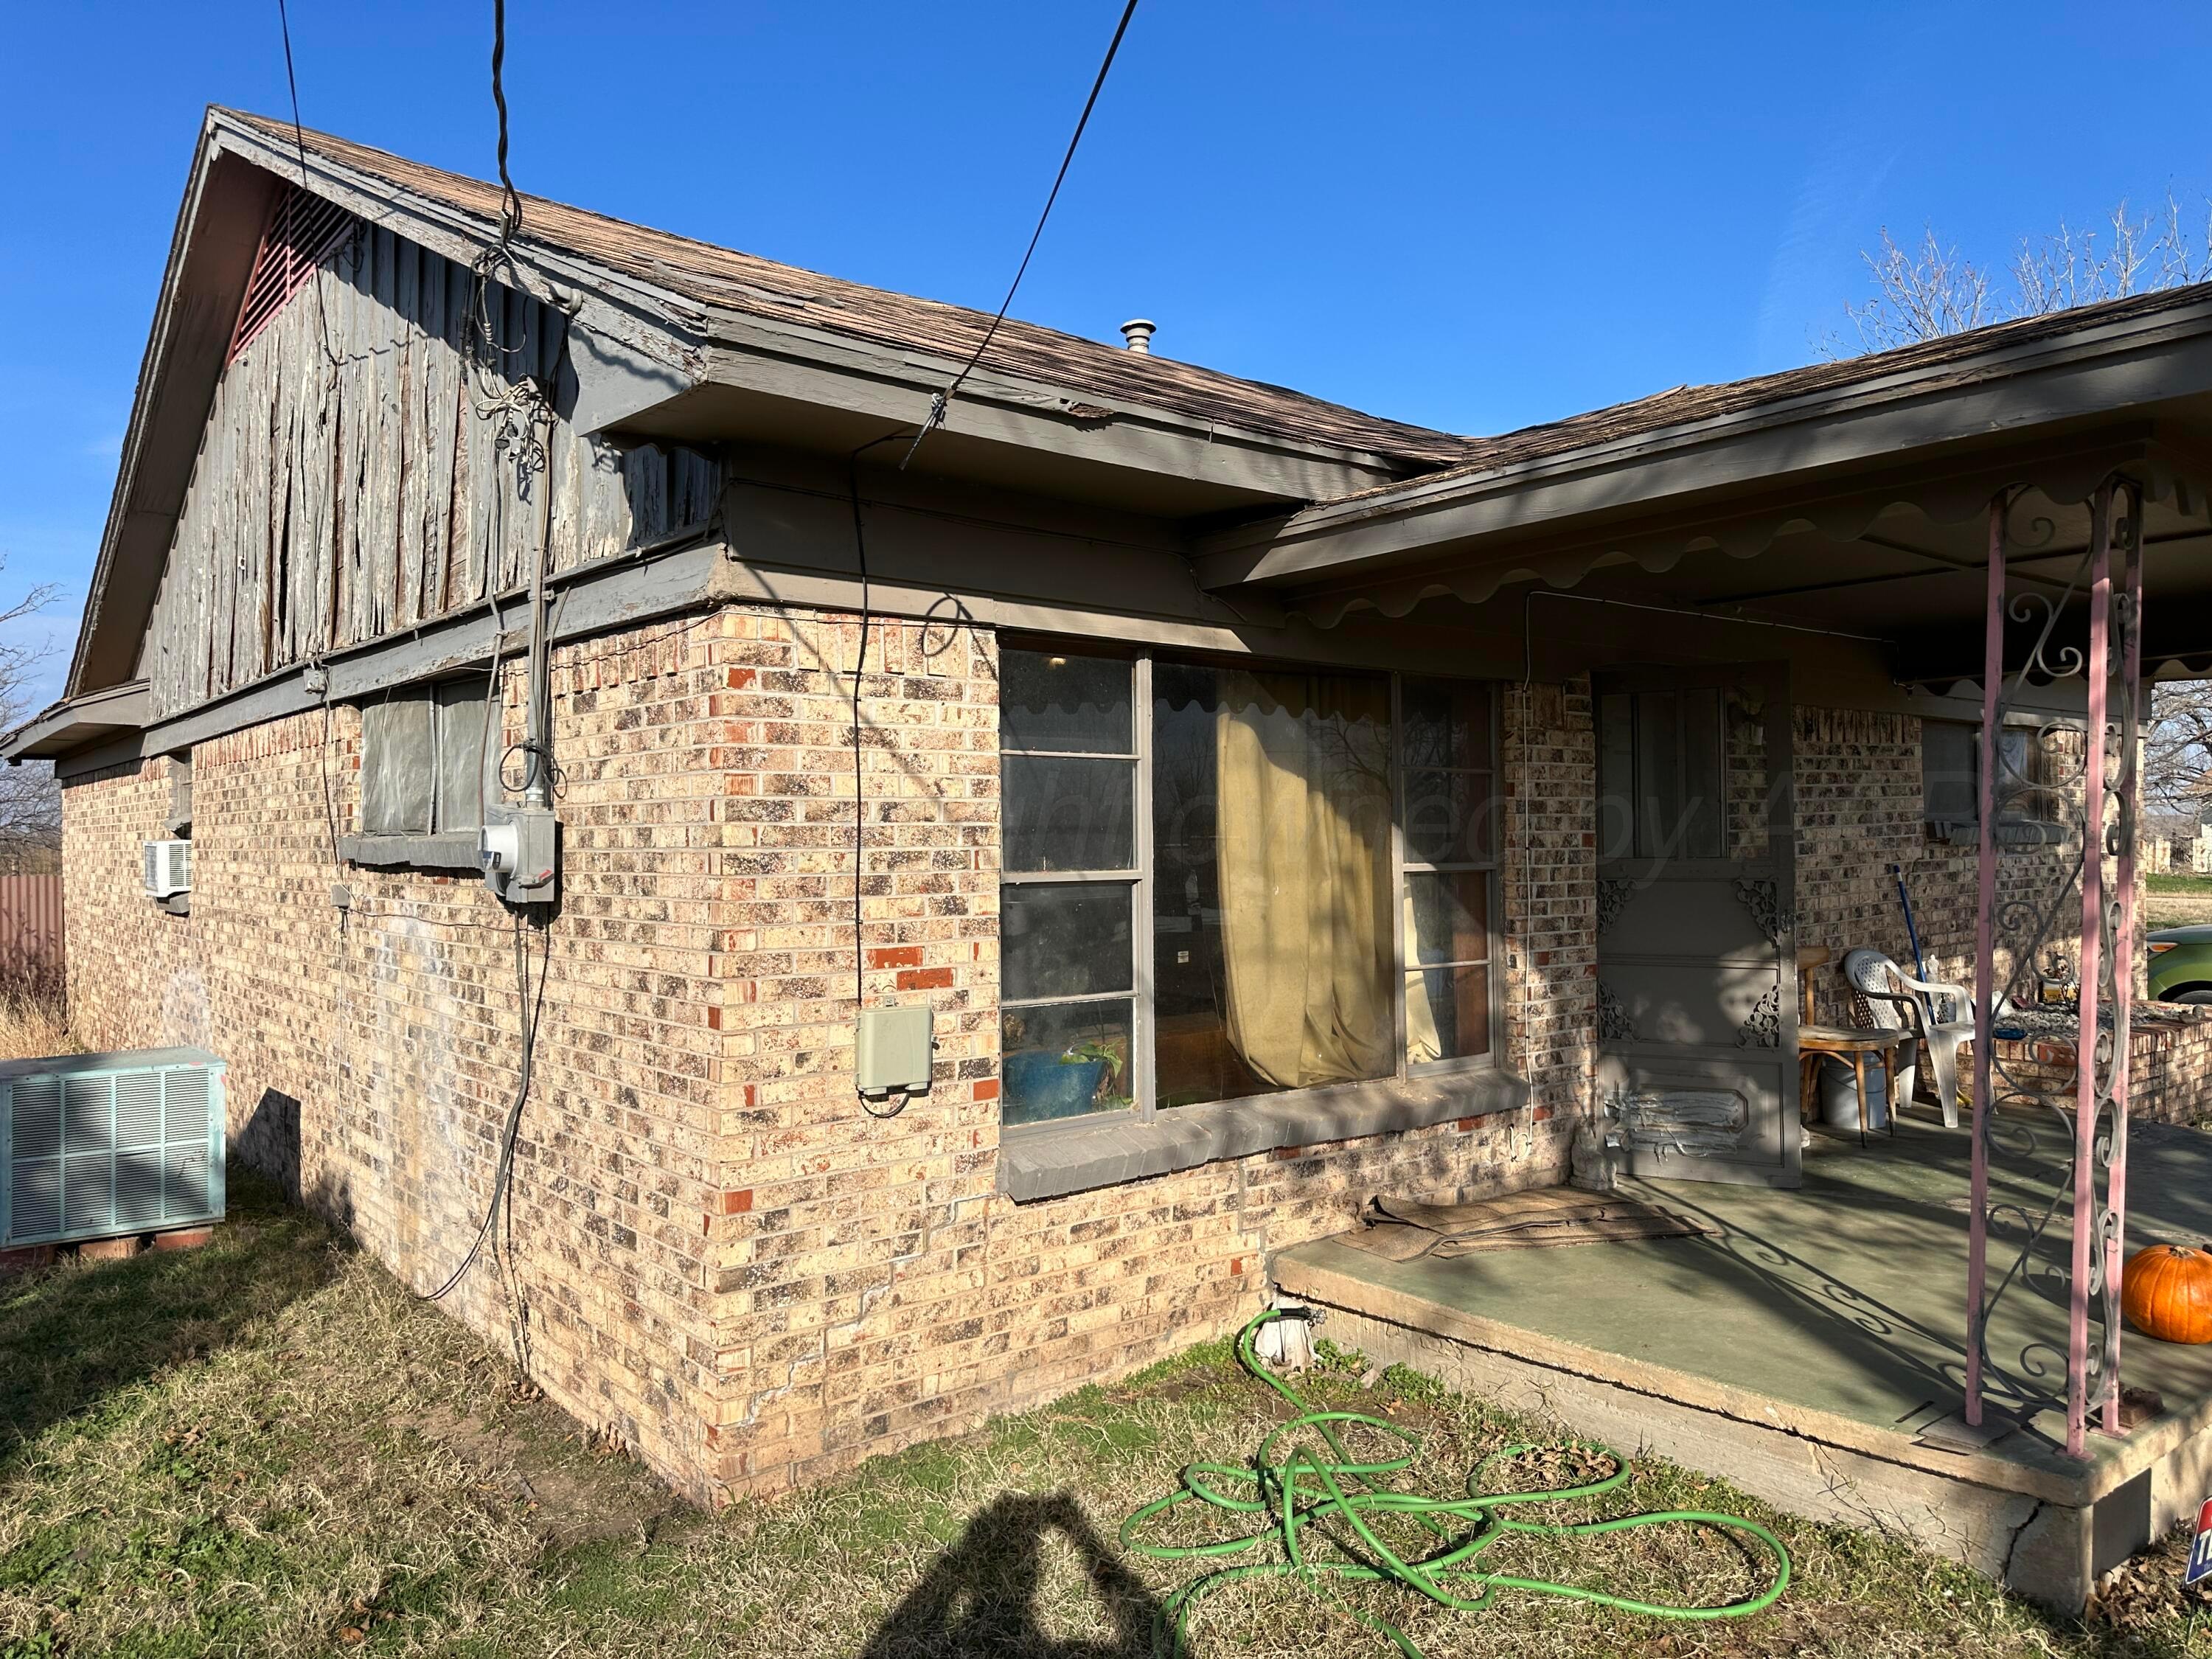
left=226, top=184, right=358, bottom=364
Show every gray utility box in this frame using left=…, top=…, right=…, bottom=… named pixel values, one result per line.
left=1, top=1047, right=227, bottom=1248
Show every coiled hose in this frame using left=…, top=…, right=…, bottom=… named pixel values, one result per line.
left=1119, top=1310, right=1790, bottom=1656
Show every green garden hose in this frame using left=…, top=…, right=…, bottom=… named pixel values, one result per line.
left=1119, top=1310, right=1790, bottom=1656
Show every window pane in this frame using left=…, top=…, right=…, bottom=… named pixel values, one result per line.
left=1403, top=770, right=1495, bottom=864
left=1152, top=660, right=1393, bottom=1107
left=1001, top=883, right=1133, bottom=1002
left=433, top=676, right=490, bottom=832
left=360, top=694, right=434, bottom=836
left=1408, top=870, right=1489, bottom=967
left=1001, top=997, right=1135, bottom=1127
left=1001, top=649, right=1132, bottom=754
left=1681, top=686, right=1722, bottom=860
left=1003, top=755, right=1134, bottom=872
left=1408, top=965, right=1490, bottom=1064
left=1632, top=689, right=1682, bottom=859
left=1598, top=692, right=1635, bottom=860
left=1402, top=678, right=1492, bottom=771
left=1923, top=721, right=1975, bottom=821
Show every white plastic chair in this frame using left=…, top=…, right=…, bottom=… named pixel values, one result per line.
left=1840, top=948, right=1975, bottom=1129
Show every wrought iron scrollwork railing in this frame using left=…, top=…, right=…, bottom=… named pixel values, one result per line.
left=1964, top=477, right=2142, bottom=1458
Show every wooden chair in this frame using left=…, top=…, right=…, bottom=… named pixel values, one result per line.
left=1793, top=947, right=1910, bottom=1147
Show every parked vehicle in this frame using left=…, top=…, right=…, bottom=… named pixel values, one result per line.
left=2150, top=924, right=2212, bottom=1004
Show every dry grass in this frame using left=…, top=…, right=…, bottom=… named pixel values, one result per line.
left=0, top=968, right=71, bottom=1064
left=6, top=1180, right=2212, bottom=1659
left=2148, top=874, right=2212, bottom=932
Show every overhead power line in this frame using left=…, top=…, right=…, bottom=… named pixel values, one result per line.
left=899, top=0, right=1142, bottom=470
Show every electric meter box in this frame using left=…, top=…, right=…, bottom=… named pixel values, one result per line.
left=856, top=1005, right=933, bottom=1100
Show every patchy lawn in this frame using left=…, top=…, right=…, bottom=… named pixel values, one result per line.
left=2148, top=872, right=2212, bottom=931
left=3, top=1176, right=2210, bottom=1658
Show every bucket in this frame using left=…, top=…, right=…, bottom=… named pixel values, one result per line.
left=1818, top=1054, right=1891, bottom=1133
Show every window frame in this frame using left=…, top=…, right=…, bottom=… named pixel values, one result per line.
left=1394, top=674, right=1505, bottom=1077
left=997, top=650, right=1150, bottom=1126
left=340, top=673, right=494, bottom=870
left=997, top=641, right=1504, bottom=1142
left=1922, top=716, right=2067, bottom=844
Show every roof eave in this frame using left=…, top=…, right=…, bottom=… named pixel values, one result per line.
left=1, top=682, right=151, bottom=763
left=1196, top=291, right=2212, bottom=591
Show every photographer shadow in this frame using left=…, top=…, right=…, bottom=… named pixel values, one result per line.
left=858, top=1489, right=1177, bottom=1658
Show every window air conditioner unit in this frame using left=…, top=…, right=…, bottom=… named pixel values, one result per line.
left=142, top=838, right=191, bottom=899
left=1, top=1047, right=227, bottom=1248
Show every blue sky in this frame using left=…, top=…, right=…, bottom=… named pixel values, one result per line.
left=4, top=1, right=2209, bottom=710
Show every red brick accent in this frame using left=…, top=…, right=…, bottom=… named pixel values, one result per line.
left=867, top=946, right=924, bottom=970
left=894, top=966, right=954, bottom=991
left=971, top=1078, right=1000, bottom=1102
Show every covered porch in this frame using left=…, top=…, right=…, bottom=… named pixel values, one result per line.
left=1276, top=1110, right=2212, bottom=1614
left=1199, top=288, right=2212, bottom=1617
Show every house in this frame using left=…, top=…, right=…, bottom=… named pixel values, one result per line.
left=12, top=108, right=2212, bottom=1608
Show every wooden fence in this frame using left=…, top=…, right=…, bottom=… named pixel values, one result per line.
left=0, top=874, right=65, bottom=982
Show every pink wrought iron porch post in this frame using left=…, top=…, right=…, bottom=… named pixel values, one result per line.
left=2101, top=484, right=2143, bottom=1438
left=1965, top=497, right=2003, bottom=1428
left=2070, top=483, right=2113, bottom=1459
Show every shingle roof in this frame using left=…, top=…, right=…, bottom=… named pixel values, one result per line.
left=226, top=110, right=1473, bottom=468
left=224, top=112, right=2212, bottom=507
left=1324, top=284, right=2212, bottom=505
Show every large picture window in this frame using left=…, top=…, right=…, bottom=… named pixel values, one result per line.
left=998, top=645, right=1500, bottom=1130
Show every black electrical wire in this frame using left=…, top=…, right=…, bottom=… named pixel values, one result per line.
left=273, top=0, right=344, bottom=369
left=489, top=0, right=523, bottom=243
left=846, top=431, right=917, bottom=1119
left=898, top=0, right=1141, bottom=471
left=419, top=914, right=551, bottom=1302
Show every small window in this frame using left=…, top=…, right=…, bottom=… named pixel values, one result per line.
left=359, top=677, right=490, bottom=837
left=167, top=754, right=193, bottom=835
left=1597, top=686, right=1726, bottom=860
left=1923, top=720, right=2060, bottom=841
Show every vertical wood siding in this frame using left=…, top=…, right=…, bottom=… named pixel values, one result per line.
left=140, top=219, right=717, bottom=720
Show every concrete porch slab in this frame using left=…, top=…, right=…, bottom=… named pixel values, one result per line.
left=1272, top=1112, right=2212, bottom=1614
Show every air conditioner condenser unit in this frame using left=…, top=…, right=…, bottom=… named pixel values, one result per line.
left=1, top=1047, right=227, bottom=1248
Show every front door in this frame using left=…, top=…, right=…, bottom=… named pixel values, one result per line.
left=1593, top=663, right=1800, bottom=1188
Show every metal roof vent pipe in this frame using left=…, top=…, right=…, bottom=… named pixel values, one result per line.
left=1119, top=318, right=1156, bottom=355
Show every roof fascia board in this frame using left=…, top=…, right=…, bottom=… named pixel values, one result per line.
left=1276, top=431, right=2162, bottom=624
left=698, top=328, right=1409, bottom=504
left=66, top=128, right=271, bottom=700
left=0, top=682, right=152, bottom=762
left=1197, top=296, right=2212, bottom=588
left=699, top=305, right=1419, bottom=479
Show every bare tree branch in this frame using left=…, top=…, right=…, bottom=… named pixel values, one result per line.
left=1834, top=195, right=2212, bottom=357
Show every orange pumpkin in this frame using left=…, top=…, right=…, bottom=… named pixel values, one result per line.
left=2122, top=1244, right=2212, bottom=1344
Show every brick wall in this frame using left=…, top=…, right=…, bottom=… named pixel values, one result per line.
left=65, top=615, right=743, bottom=1498
left=1791, top=706, right=2091, bottom=1024
left=63, top=611, right=1583, bottom=1503
left=699, top=628, right=1578, bottom=1495
left=72, top=647, right=2171, bottom=1504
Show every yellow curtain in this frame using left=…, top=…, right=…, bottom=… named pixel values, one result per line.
left=1405, top=887, right=1443, bottom=1065
left=1216, top=671, right=1399, bottom=1088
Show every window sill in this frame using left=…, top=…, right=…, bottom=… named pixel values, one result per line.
left=1926, top=818, right=2067, bottom=849
left=338, top=832, right=481, bottom=871
left=996, top=1066, right=1531, bottom=1203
